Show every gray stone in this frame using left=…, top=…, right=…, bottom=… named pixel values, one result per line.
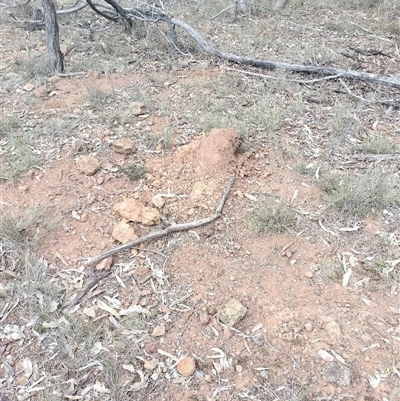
left=321, top=362, right=351, bottom=386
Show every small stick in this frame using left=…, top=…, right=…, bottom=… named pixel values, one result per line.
left=84, top=174, right=236, bottom=267
left=62, top=268, right=113, bottom=310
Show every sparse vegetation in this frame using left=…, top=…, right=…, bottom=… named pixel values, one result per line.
left=121, top=163, right=147, bottom=180
left=321, top=168, right=400, bottom=216
left=359, top=138, right=399, bottom=154
left=0, top=133, right=40, bottom=181
left=253, top=202, right=297, bottom=233
left=1, top=1, right=400, bottom=399
left=86, top=86, right=112, bottom=107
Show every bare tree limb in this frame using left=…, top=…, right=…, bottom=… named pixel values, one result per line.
left=168, top=17, right=400, bottom=89
left=83, top=174, right=236, bottom=268
left=86, top=0, right=118, bottom=22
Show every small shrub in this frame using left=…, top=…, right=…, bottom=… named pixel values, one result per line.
left=253, top=202, right=297, bottom=233
left=86, top=87, right=111, bottom=107
left=121, top=164, right=146, bottom=181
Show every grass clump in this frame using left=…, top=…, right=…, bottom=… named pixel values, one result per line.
left=359, top=138, right=398, bottom=155
left=253, top=202, right=297, bottom=233
left=0, top=116, right=19, bottom=138
left=121, top=164, right=147, bottom=181
left=321, top=168, right=400, bottom=217
left=86, top=86, right=112, bottom=108
left=0, top=134, right=40, bottom=181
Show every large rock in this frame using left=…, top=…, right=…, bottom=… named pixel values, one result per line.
left=113, top=199, right=143, bottom=222
left=112, top=221, right=137, bottom=244
left=217, top=299, right=247, bottom=327
left=113, top=199, right=160, bottom=225
left=76, top=155, right=101, bottom=176
left=113, top=138, right=136, bottom=155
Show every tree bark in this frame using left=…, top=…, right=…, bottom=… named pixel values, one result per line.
left=42, top=0, right=64, bottom=74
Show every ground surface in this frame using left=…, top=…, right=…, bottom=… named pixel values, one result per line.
left=1, top=1, right=400, bottom=400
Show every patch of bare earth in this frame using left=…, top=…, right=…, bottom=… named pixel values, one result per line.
left=1, top=4, right=400, bottom=400
left=1, top=101, right=400, bottom=399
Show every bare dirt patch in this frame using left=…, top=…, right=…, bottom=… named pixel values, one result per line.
left=1, top=2, right=400, bottom=400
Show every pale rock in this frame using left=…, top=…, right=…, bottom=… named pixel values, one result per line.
left=76, top=155, right=101, bottom=176
left=141, top=207, right=160, bottom=225
left=131, top=101, right=149, bottom=116
left=325, top=321, right=342, bottom=339
left=152, top=194, right=165, bottom=208
left=23, top=82, right=34, bottom=92
left=112, top=221, right=137, bottom=244
left=113, top=138, right=136, bottom=155
left=304, top=322, right=313, bottom=332
left=217, top=299, right=247, bottom=327
left=177, top=357, right=196, bottom=376
left=151, top=323, right=165, bottom=337
left=144, top=359, right=159, bottom=371
left=113, top=198, right=143, bottom=222
left=95, top=256, right=113, bottom=271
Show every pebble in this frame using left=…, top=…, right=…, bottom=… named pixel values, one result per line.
left=177, top=357, right=196, bottom=376
left=145, top=342, right=158, bottom=354
left=199, top=311, right=210, bottom=325
left=151, top=323, right=166, bottom=337
left=304, top=271, right=313, bottom=278
left=304, top=322, right=313, bottom=332
left=144, top=358, right=159, bottom=371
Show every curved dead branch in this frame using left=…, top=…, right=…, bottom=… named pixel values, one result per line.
left=34, top=0, right=400, bottom=90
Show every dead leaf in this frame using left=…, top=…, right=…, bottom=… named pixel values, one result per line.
left=244, top=193, right=257, bottom=201
left=97, top=299, right=120, bottom=319
left=83, top=307, right=96, bottom=317
left=93, top=380, right=110, bottom=394
left=23, top=358, right=33, bottom=378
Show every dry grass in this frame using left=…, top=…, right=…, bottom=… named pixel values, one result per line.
left=253, top=202, right=297, bottom=233
left=320, top=168, right=400, bottom=217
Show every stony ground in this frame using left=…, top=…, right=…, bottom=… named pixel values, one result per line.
left=1, top=1, right=400, bottom=401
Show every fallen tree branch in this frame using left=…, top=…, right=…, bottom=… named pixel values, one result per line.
left=44, top=2, right=400, bottom=90
left=169, top=17, right=400, bottom=90
left=84, top=174, right=236, bottom=268
left=230, top=67, right=342, bottom=84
